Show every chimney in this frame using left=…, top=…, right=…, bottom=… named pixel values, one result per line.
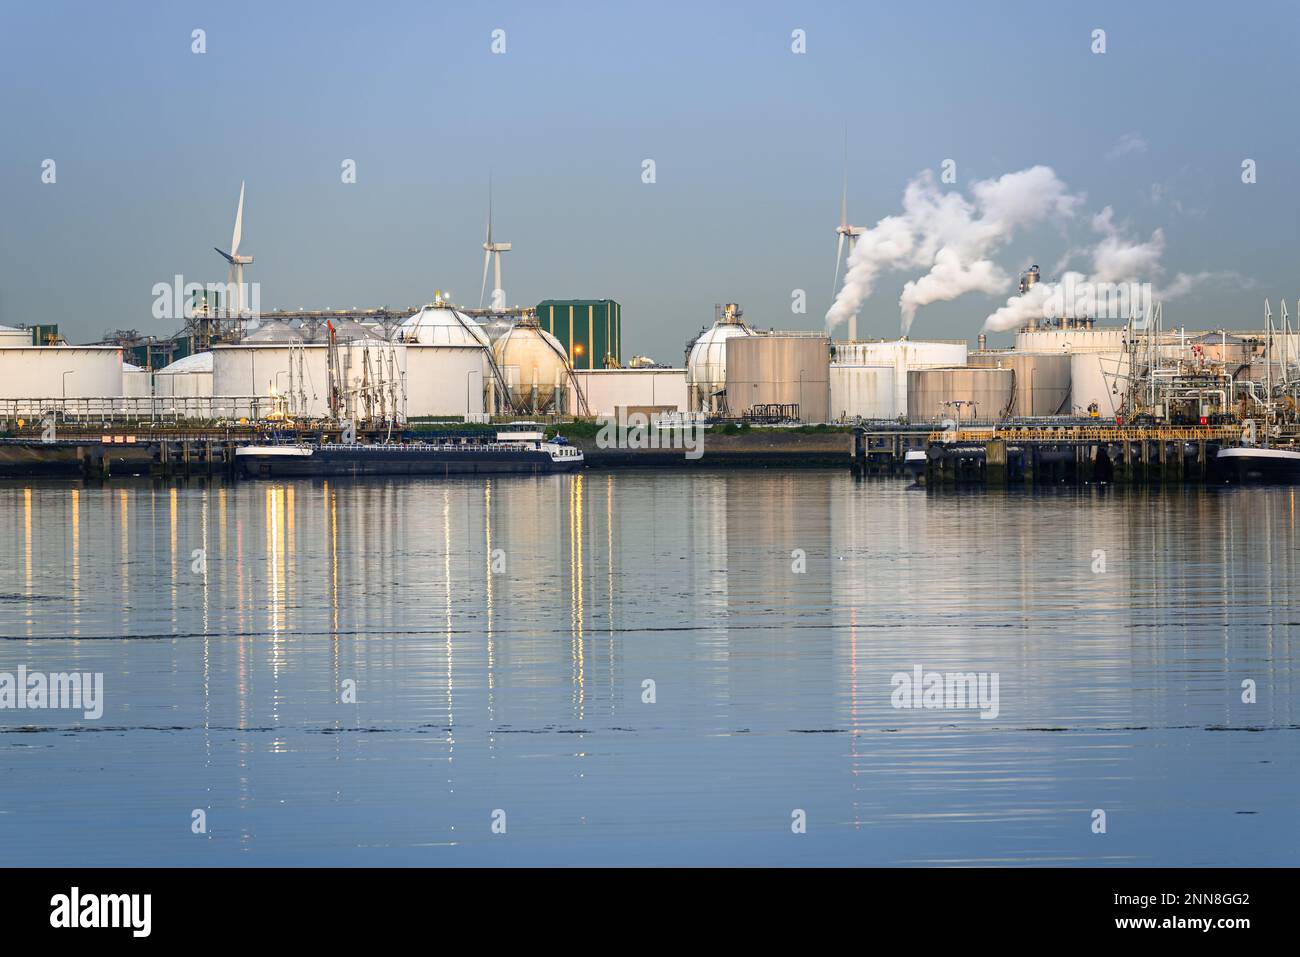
left=977, top=334, right=987, bottom=351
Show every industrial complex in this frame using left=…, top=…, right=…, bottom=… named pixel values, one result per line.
left=3, top=182, right=1299, bottom=486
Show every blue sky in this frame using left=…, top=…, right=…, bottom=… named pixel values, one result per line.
left=1, top=0, right=1297, bottom=358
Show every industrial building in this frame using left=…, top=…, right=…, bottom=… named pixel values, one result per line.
left=567, top=368, right=688, bottom=418
left=536, top=299, right=621, bottom=370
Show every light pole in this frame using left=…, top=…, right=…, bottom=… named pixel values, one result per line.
left=61, top=370, right=74, bottom=400
left=798, top=369, right=806, bottom=422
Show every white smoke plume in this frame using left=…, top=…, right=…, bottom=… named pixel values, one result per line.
left=825, top=165, right=1082, bottom=337
left=983, top=206, right=1179, bottom=332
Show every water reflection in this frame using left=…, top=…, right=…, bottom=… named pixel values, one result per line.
left=0, top=475, right=1295, bottom=865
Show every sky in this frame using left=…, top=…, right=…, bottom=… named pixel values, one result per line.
left=1, top=0, right=1297, bottom=360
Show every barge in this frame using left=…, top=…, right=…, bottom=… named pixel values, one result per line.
left=236, top=430, right=583, bottom=478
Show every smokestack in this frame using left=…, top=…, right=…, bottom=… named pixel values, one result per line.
left=977, top=334, right=987, bottom=351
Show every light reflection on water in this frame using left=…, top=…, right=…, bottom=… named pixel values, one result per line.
left=0, top=473, right=1296, bottom=866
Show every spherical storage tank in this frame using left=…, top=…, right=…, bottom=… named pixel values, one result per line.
left=492, top=318, right=569, bottom=412
left=686, top=304, right=753, bottom=413
left=906, top=367, right=1014, bottom=422
left=724, top=334, right=830, bottom=422
left=967, top=352, right=1072, bottom=416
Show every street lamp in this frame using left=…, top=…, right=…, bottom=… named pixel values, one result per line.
left=61, top=370, right=74, bottom=399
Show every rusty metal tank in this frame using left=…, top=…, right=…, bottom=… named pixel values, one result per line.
left=906, top=367, right=1014, bottom=422
left=724, top=333, right=830, bottom=422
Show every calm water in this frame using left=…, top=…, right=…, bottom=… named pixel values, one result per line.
left=0, top=472, right=1296, bottom=866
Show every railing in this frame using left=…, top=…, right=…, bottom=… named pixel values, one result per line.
left=0, top=396, right=268, bottom=422
left=928, top=425, right=1244, bottom=443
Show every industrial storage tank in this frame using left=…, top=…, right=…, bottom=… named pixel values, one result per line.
left=724, top=333, right=830, bottom=422
left=397, top=301, right=490, bottom=348
left=1069, top=351, right=1130, bottom=417
left=0, top=324, right=32, bottom=347
left=833, top=339, right=967, bottom=415
left=397, top=302, right=491, bottom=417
left=213, top=341, right=407, bottom=419
left=491, top=316, right=569, bottom=412
left=968, top=352, right=1072, bottom=416
left=0, top=346, right=125, bottom=403
left=122, top=362, right=152, bottom=398
left=829, top=365, right=897, bottom=420
left=686, top=303, right=753, bottom=413
left=906, top=367, right=1014, bottom=423
left=154, top=351, right=214, bottom=398
left=1014, top=326, right=1128, bottom=354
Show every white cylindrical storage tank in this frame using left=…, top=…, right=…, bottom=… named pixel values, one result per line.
left=1069, top=351, right=1131, bottom=417
left=214, top=341, right=407, bottom=419
left=834, top=339, right=967, bottom=415
left=906, top=367, right=1014, bottom=423
left=397, top=303, right=491, bottom=417
left=154, top=352, right=214, bottom=398
left=724, top=334, right=831, bottom=422
left=829, top=365, right=897, bottom=420
left=0, top=325, right=32, bottom=347
left=122, top=362, right=152, bottom=398
left=0, top=347, right=124, bottom=400
left=1013, top=327, right=1128, bottom=354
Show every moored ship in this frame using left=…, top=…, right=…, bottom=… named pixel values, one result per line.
left=1214, top=446, right=1300, bottom=484
left=236, top=430, right=582, bottom=478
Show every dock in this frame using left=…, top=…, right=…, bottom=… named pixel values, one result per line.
left=853, top=424, right=1244, bottom=486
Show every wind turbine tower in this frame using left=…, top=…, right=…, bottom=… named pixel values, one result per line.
left=480, top=178, right=512, bottom=310
left=214, top=181, right=254, bottom=320
left=833, top=133, right=865, bottom=341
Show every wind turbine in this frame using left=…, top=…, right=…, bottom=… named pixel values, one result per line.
left=833, top=131, right=864, bottom=341
left=479, top=177, right=512, bottom=310
left=214, top=181, right=253, bottom=318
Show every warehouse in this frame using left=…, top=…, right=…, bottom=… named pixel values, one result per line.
left=567, top=368, right=688, bottom=417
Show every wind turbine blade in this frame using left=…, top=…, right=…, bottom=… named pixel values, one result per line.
left=231, top=181, right=245, bottom=257
left=480, top=249, right=491, bottom=309
left=832, top=232, right=845, bottom=298
left=486, top=174, right=494, bottom=246
left=214, top=247, right=235, bottom=264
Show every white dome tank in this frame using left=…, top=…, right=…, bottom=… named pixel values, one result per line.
left=0, top=324, right=32, bottom=346
left=686, top=303, right=753, bottom=413
left=399, top=300, right=490, bottom=348
left=492, top=317, right=568, bottom=411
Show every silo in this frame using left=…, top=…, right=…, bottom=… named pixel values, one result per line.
left=724, top=334, right=830, bottom=422
left=833, top=339, right=967, bottom=414
left=1069, top=351, right=1130, bottom=417
left=156, top=351, right=214, bottom=399
left=906, top=367, right=1014, bottom=422
left=968, top=352, right=1072, bottom=416
left=829, top=365, right=897, bottom=420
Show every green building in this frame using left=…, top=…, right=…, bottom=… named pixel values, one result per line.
left=535, top=299, right=621, bottom=369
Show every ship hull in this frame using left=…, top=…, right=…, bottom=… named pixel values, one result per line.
left=237, top=445, right=583, bottom=479
left=1214, top=447, right=1300, bottom=484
